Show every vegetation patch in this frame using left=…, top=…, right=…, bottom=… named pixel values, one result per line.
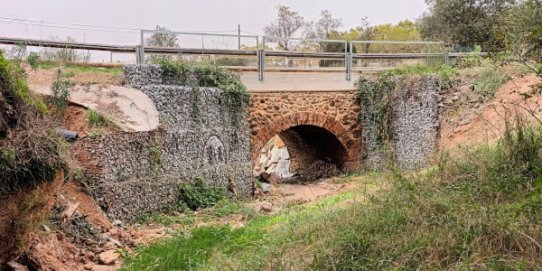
left=390, top=63, right=458, bottom=89
left=156, top=60, right=251, bottom=126
left=37, top=61, right=123, bottom=75
left=85, top=109, right=117, bottom=129
left=177, top=177, right=227, bottom=211
left=0, top=51, right=66, bottom=192
left=49, top=69, right=72, bottom=111
left=120, top=177, right=377, bottom=271
left=471, top=66, right=510, bottom=98
left=310, top=121, right=542, bottom=270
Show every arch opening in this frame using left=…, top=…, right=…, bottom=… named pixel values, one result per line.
left=255, top=125, right=349, bottom=182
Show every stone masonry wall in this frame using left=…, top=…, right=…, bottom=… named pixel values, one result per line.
left=361, top=75, right=440, bottom=169
left=77, top=65, right=252, bottom=221
left=250, top=91, right=362, bottom=141
left=249, top=90, right=363, bottom=170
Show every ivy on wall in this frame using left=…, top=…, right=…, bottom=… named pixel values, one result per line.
left=357, top=72, right=396, bottom=147
left=156, top=60, right=251, bottom=127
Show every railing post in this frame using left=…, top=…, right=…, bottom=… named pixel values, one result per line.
left=258, top=49, right=265, bottom=81
left=443, top=44, right=450, bottom=66
left=139, top=30, right=145, bottom=64
left=346, top=41, right=352, bottom=81
left=257, top=36, right=265, bottom=81
left=135, top=46, right=141, bottom=64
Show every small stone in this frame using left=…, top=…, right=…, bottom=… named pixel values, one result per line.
left=98, top=250, right=120, bottom=265
left=7, top=261, right=29, bottom=271
left=56, top=231, right=65, bottom=241
left=260, top=172, right=281, bottom=184
left=458, top=119, right=471, bottom=125
left=41, top=224, right=51, bottom=232
left=103, top=241, right=117, bottom=250
left=83, top=262, right=93, bottom=270
left=260, top=202, right=273, bottom=213
left=112, top=220, right=123, bottom=227
left=260, top=182, right=272, bottom=193
left=108, top=228, right=118, bottom=236
left=85, top=251, right=95, bottom=260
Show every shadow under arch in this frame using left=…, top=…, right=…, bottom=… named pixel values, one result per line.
left=252, top=113, right=362, bottom=179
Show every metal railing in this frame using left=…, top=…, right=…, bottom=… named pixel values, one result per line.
left=0, top=33, right=477, bottom=81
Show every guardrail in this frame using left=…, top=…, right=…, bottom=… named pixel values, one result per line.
left=0, top=35, right=480, bottom=81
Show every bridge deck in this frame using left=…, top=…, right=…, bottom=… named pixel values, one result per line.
left=240, top=71, right=359, bottom=92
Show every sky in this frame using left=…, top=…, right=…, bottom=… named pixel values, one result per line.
left=0, top=0, right=429, bottom=62
left=1, top=0, right=429, bottom=44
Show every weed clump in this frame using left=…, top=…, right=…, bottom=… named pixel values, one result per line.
left=85, top=109, right=116, bottom=129
left=178, top=177, right=226, bottom=210
left=26, top=52, right=40, bottom=70
left=390, top=63, right=458, bottom=88
left=49, top=69, right=72, bottom=111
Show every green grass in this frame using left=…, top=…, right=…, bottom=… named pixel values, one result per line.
left=390, top=63, right=459, bottom=88
left=471, top=66, right=510, bottom=97
left=37, top=61, right=122, bottom=75
left=121, top=122, right=542, bottom=270
left=85, top=109, right=117, bottom=129
left=0, top=51, right=49, bottom=113
left=120, top=175, right=381, bottom=271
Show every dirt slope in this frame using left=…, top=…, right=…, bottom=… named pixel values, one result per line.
left=440, top=74, right=542, bottom=150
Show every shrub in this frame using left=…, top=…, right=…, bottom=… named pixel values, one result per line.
left=49, top=69, right=72, bottom=111
left=0, top=51, right=65, bottom=191
left=178, top=177, right=226, bottom=210
left=40, top=36, right=91, bottom=63
left=26, top=52, right=40, bottom=70
left=472, top=66, right=509, bottom=97
left=0, top=51, right=48, bottom=113
left=456, top=45, right=483, bottom=68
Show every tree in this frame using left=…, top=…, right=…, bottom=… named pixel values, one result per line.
left=147, top=25, right=179, bottom=62
left=419, top=0, right=516, bottom=49
left=492, top=0, right=542, bottom=77
left=147, top=25, right=179, bottom=48
left=371, top=21, right=421, bottom=41
left=328, top=20, right=422, bottom=54
left=316, top=10, right=342, bottom=39
left=264, top=5, right=305, bottom=51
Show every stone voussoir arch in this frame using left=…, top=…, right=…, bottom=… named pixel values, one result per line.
left=252, top=112, right=362, bottom=169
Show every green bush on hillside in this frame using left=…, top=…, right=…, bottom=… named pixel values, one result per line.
left=178, top=178, right=226, bottom=210
left=0, top=51, right=65, bottom=191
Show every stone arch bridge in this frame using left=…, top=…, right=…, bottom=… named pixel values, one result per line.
left=248, top=90, right=363, bottom=174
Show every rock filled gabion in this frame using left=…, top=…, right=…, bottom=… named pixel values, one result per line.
left=78, top=64, right=252, bottom=221
left=360, top=75, right=441, bottom=170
